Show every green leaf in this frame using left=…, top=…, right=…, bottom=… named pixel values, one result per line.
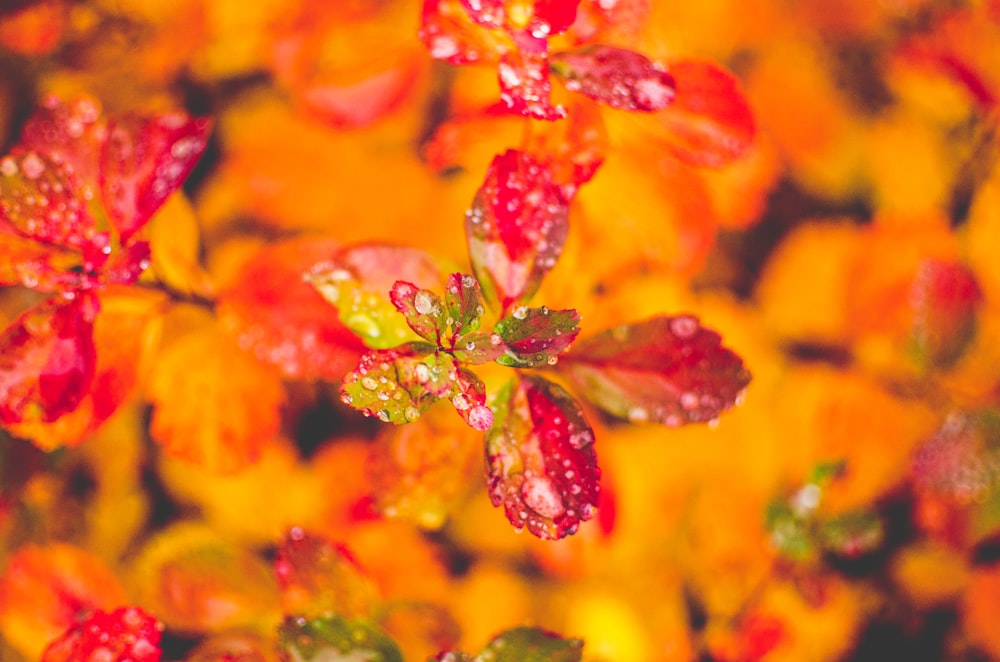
left=479, top=626, right=583, bottom=662
left=340, top=344, right=452, bottom=424
left=450, top=330, right=508, bottom=365
left=307, top=244, right=446, bottom=349
left=280, top=614, right=403, bottom=662
left=444, top=273, right=485, bottom=340
left=390, top=280, right=447, bottom=344
left=493, top=306, right=580, bottom=368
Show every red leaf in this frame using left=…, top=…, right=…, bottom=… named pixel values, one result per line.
left=0, top=150, right=98, bottom=250
left=909, top=258, right=982, bottom=368
left=551, top=45, right=676, bottom=111
left=390, top=280, right=447, bottom=344
left=41, top=607, right=163, bottom=662
left=100, top=113, right=211, bottom=242
left=340, top=344, right=448, bottom=424
left=654, top=60, right=755, bottom=167
left=558, top=315, right=751, bottom=426
left=19, top=96, right=104, bottom=183
left=493, top=305, right=580, bottom=367
left=466, top=150, right=569, bottom=312
left=450, top=367, right=494, bottom=430
left=0, top=294, right=98, bottom=425
left=0, top=227, right=91, bottom=292
left=217, top=237, right=366, bottom=381
left=526, top=96, right=608, bottom=197
left=461, top=0, right=506, bottom=29
left=421, top=0, right=510, bottom=64
left=529, top=0, right=581, bottom=37
left=498, top=48, right=566, bottom=120
left=487, top=374, right=599, bottom=539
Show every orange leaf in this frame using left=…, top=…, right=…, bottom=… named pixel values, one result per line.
left=0, top=543, right=128, bottom=661
left=147, top=315, right=285, bottom=473
left=217, top=236, right=366, bottom=381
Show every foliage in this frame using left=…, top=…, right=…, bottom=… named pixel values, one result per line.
left=2, top=0, right=1000, bottom=660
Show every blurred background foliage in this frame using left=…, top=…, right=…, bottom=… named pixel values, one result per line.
left=3, top=0, right=1000, bottom=660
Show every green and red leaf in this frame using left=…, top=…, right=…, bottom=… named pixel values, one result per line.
left=217, top=237, right=367, bottom=381
left=439, top=626, right=584, bottom=661
left=466, top=149, right=569, bottom=312
left=551, top=45, right=676, bottom=111
left=390, top=280, right=447, bottom=344
left=558, top=315, right=751, bottom=426
left=449, top=367, right=494, bottom=430
left=40, top=607, right=163, bottom=662
left=486, top=374, right=599, bottom=540
left=653, top=60, right=755, bottom=168
left=493, top=305, right=580, bottom=367
left=19, top=95, right=103, bottom=183
left=340, top=344, right=448, bottom=424
left=444, top=272, right=485, bottom=340
left=308, top=243, right=446, bottom=350
left=274, top=528, right=375, bottom=619
left=100, top=112, right=211, bottom=242
left=909, top=258, right=982, bottom=369
left=279, top=614, right=403, bottom=662
left=0, top=293, right=98, bottom=425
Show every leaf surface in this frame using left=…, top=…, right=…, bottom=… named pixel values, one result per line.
left=340, top=344, right=448, bottom=425
left=487, top=374, right=599, bottom=539
left=275, top=529, right=375, bottom=619
left=100, top=112, right=212, bottom=242
left=217, top=237, right=366, bottom=381
left=390, top=280, right=447, bottom=344
left=0, top=294, right=98, bottom=425
left=435, top=626, right=583, bottom=661
left=909, top=258, right=982, bottom=368
left=280, top=614, right=403, bottom=662
left=558, top=315, right=750, bottom=425
left=40, top=607, right=163, bottom=662
left=493, top=305, right=580, bottom=367
left=421, top=0, right=509, bottom=64
left=466, top=149, right=569, bottom=312
left=551, top=45, right=676, bottom=111
left=498, top=49, right=566, bottom=120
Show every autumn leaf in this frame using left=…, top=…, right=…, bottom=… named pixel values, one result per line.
left=908, top=258, right=982, bottom=369
left=551, top=45, right=676, bottom=111
left=19, top=96, right=103, bottom=183
left=466, top=149, right=569, bottom=312
left=498, top=48, right=566, bottom=120
left=487, top=374, right=599, bottom=539
left=493, top=304, right=580, bottom=367
left=652, top=60, right=755, bottom=168
left=0, top=293, right=98, bottom=426
left=100, top=112, right=212, bottom=241
left=390, top=280, right=448, bottom=344
left=340, top=344, right=445, bottom=425
left=308, top=243, right=447, bottom=350
left=40, top=607, right=163, bottom=662
left=435, top=626, right=584, bottom=661
left=129, top=523, right=281, bottom=634
left=557, top=315, right=750, bottom=425
left=279, top=614, right=403, bottom=662
left=147, top=315, right=285, bottom=473
left=420, top=0, right=510, bottom=64
left=444, top=272, right=486, bottom=340
left=216, top=237, right=366, bottom=381
left=274, top=528, right=376, bottom=619
left=0, top=543, right=129, bottom=661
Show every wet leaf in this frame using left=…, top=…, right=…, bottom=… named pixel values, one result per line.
left=0, top=150, right=97, bottom=250
left=909, top=258, right=982, bottom=368
left=421, top=0, right=510, bottom=64
left=498, top=48, right=566, bottom=120
left=528, top=0, right=582, bottom=37
left=551, top=45, right=676, bottom=111
left=280, top=614, right=403, bottom=662
left=558, top=315, right=751, bottom=426
left=147, top=318, right=285, bottom=473
left=480, top=626, right=584, bottom=661
left=0, top=293, right=98, bottom=426
left=493, top=305, right=579, bottom=367
left=217, top=237, right=366, bottom=381
left=100, top=112, right=212, bottom=242
left=486, top=374, right=599, bottom=539
left=339, top=344, right=449, bottom=425
left=0, top=543, right=129, bottom=661
left=444, top=272, right=486, bottom=340
left=654, top=60, right=755, bottom=167
left=308, top=243, right=446, bottom=350
left=19, top=96, right=103, bottom=182
left=466, top=150, right=569, bottom=312
left=40, top=607, right=163, bottom=662
left=450, top=367, right=494, bottom=430
left=390, top=280, right=448, bottom=344
left=274, top=528, right=375, bottom=619
left=460, top=0, right=506, bottom=29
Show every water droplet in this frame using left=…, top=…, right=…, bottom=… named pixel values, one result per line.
left=523, top=476, right=565, bottom=519
left=376, top=409, right=391, bottom=422
left=512, top=305, right=528, bottom=319
left=627, top=406, right=649, bottom=423
left=465, top=340, right=476, bottom=351
left=414, top=363, right=430, bottom=383
left=468, top=404, right=494, bottom=431
left=489, top=333, right=502, bottom=345
left=569, top=430, right=593, bottom=449
left=680, top=392, right=699, bottom=410
left=0, top=157, right=17, bottom=177
left=708, top=417, right=721, bottom=429
left=452, top=393, right=471, bottom=410
left=546, top=356, right=558, bottom=366
left=404, top=406, right=421, bottom=422
left=670, top=316, right=698, bottom=338
left=414, top=290, right=435, bottom=315
left=461, top=274, right=476, bottom=288
left=361, top=376, right=378, bottom=390
left=21, top=153, right=44, bottom=180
